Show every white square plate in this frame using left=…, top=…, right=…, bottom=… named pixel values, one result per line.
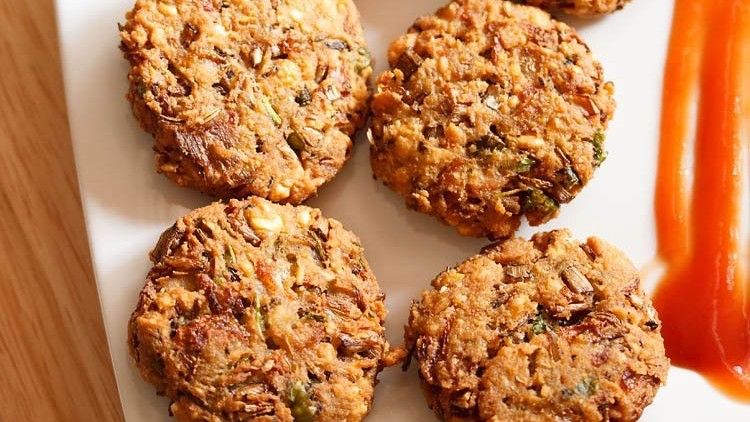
left=54, top=0, right=750, bottom=420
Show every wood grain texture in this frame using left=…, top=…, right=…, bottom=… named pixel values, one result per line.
left=0, top=0, right=124, bottom=420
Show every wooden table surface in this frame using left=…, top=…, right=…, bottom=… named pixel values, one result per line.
left=0, top=1, right=124, bottom=420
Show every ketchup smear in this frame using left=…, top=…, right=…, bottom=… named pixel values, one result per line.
left=653, top=0, right=750, bottom=400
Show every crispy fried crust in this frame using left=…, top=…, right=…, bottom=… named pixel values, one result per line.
left=370, top=0, right=615, bottom=239
left=522, top=0, right=632, bottom=17
left=129, top=198, right=388, bottom=421
left=405, top=230, right=669, bottom=421
left=120, top=0, right=372, bottom=203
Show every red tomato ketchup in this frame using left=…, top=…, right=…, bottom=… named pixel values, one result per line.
left=653, top=0, right=750, bottom=400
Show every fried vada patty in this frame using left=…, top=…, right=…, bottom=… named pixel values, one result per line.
left=405, top=230, right=669, bottom=421
left=128, top=197, right=390, bottom=421
left=370, top=0, right=615, bottom=239
left=120, top=0, right=372, bottom=203
left=523, top=0, right=632, bottom=18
